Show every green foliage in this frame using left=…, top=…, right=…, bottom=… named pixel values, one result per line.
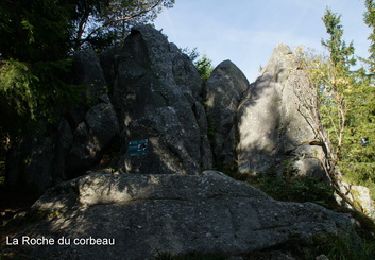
left=298, top=6, right=375, bottom=212
left=0, top=0, right=173, bottom=190
left=339, top=83, right=375, bottom=199
left=0, top=1, right=79, bottom=138
left=156, top=233, right=375, bottom=259
left=0, top=57, right=80, bottom=139
left=0, top=0, right=175, bottom=52
left=322, top=9, right=356, bottom=69
left=247, top=174, right=337, bottom=208
left=306, top=234, right=375, bottom=260
left=194, top=55, right=213, bottom=82
left=315, top=8, right=375, bottom=201
left=0, top=0, right=75, bottom=62
left=181, top=47, right=200, bottom=61
left=181, top=47, right=213, bottom=81
left=0, top=60, right=38, bottom=119
left=259, top=232, right=375, bottom=259
left=364, top=0, right=375, bottom=72
left=73, top=0, right=175, bottom=49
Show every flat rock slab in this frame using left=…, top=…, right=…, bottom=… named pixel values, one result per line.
left=4, top=171, right=354, bottom=259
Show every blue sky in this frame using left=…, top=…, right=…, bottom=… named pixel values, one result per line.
left=154, top=0, right=371, bottom=81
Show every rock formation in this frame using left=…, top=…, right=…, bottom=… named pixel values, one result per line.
left=5, top=49, right=120, bottom=194
left=205, top=60, right=249, bottom=171
left=109, top=25, right=211, bottom=175
left=3, top=26, right=372, bottom=260
left=4, top=25, right=212, bottom=193
left=4, top=171, right=355, bottom=259
left=237, top=45, right=325, bottom=178
left=67, top=48, right=120, bottom=177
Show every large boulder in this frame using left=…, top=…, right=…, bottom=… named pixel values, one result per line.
left=111, top=25, right=211, bottom=174
left=205, top=60, right=249, bottom=171
left=5, top=171, right=355, bottom=259
left=237, top=45, right=325, bottom=177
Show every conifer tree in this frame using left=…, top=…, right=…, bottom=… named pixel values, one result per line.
left=364, top=0, right=375, bottom=73
left=302, top=8, right=375, bottom=210
left=322, top=9, right=356, bottom=70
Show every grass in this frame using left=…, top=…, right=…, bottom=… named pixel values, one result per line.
left=305, top=234, right=375, bottom=260
left=245, top=173, right=338, bottom=209
left=221, top=170, right=375, bottom=259
left=154, top=235, right=375, bottom=260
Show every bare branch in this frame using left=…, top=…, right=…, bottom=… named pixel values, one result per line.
left=79, top=0, right=164, bottom=46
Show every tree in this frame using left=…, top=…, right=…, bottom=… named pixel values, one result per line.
left=0, top=0, right=174, bottom=178
left=322, top=9, right=356, bottom=69
left=0, top=0, right=75, bottom=62
left=73, top=0, right=175, bottom=49
left=0, top=0, right=77, bottom=137
left=319, top=9, right=354, bottom=168
left=340, top=80, right=375, bottom=199
left=298, top=8, right=375, bottom=213
left=0, top=0, right=174, bottom=134
left=195, top=55, right=213, bottom=82
left=181, top=48, right=214, bottom=81
left=297, top=52, right=357, bottom=208
left=364, top=0, right=375, bottom=73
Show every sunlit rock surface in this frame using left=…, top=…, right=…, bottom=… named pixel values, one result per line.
left=7, top=171, right=355, bottom=259
left=237, top=45, right=325, bottom=178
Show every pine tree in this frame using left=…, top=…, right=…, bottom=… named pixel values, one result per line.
left=364, top=0, right=375, bottom=73
left=322, top=9, right=356, bottom=70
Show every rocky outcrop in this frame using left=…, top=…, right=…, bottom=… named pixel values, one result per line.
left=66, top=48, right=120, bottom=177
left=71, top=48, right=108, bottom=104
left=5, top=49, right=120, bottom=193
left=110, top=25, right=211, bottom=174
left=205, top=60, right=249, bottom=171
left=237, top=45, right=325, bottom=177
left=337, top=182, right=375, bottom=220
left=3, top=28, right=371, bottom=260
left=5, top=25, right=214, bottom=192
left=5, top=171, right=355, bottom=259
left=67, top=102, right=119, bottom=176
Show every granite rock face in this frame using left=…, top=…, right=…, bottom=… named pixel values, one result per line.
left=237, top=45, right=325, bottom=178
left=110, top=25, right=211, bottom=175
left=8, top=171, right=354, bottom=259
left=3, top=30, right=369, bottom=260
left=337, top=182, right=375, bottom=220
left=205, top=60, right=249, bottom=171
left=67, top=102, right=119, bottom=176
left=4, top=26, right=214, bottom=193
left=60, top=49, right=121, bottom=178
left=72, top=48, right=109, bottom=104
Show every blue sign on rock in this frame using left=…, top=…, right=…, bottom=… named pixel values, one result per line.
left=128, top=139, right=149, bottom=156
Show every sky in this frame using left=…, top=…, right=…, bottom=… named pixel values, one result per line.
left=154, top=0, right=371, bottom=82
